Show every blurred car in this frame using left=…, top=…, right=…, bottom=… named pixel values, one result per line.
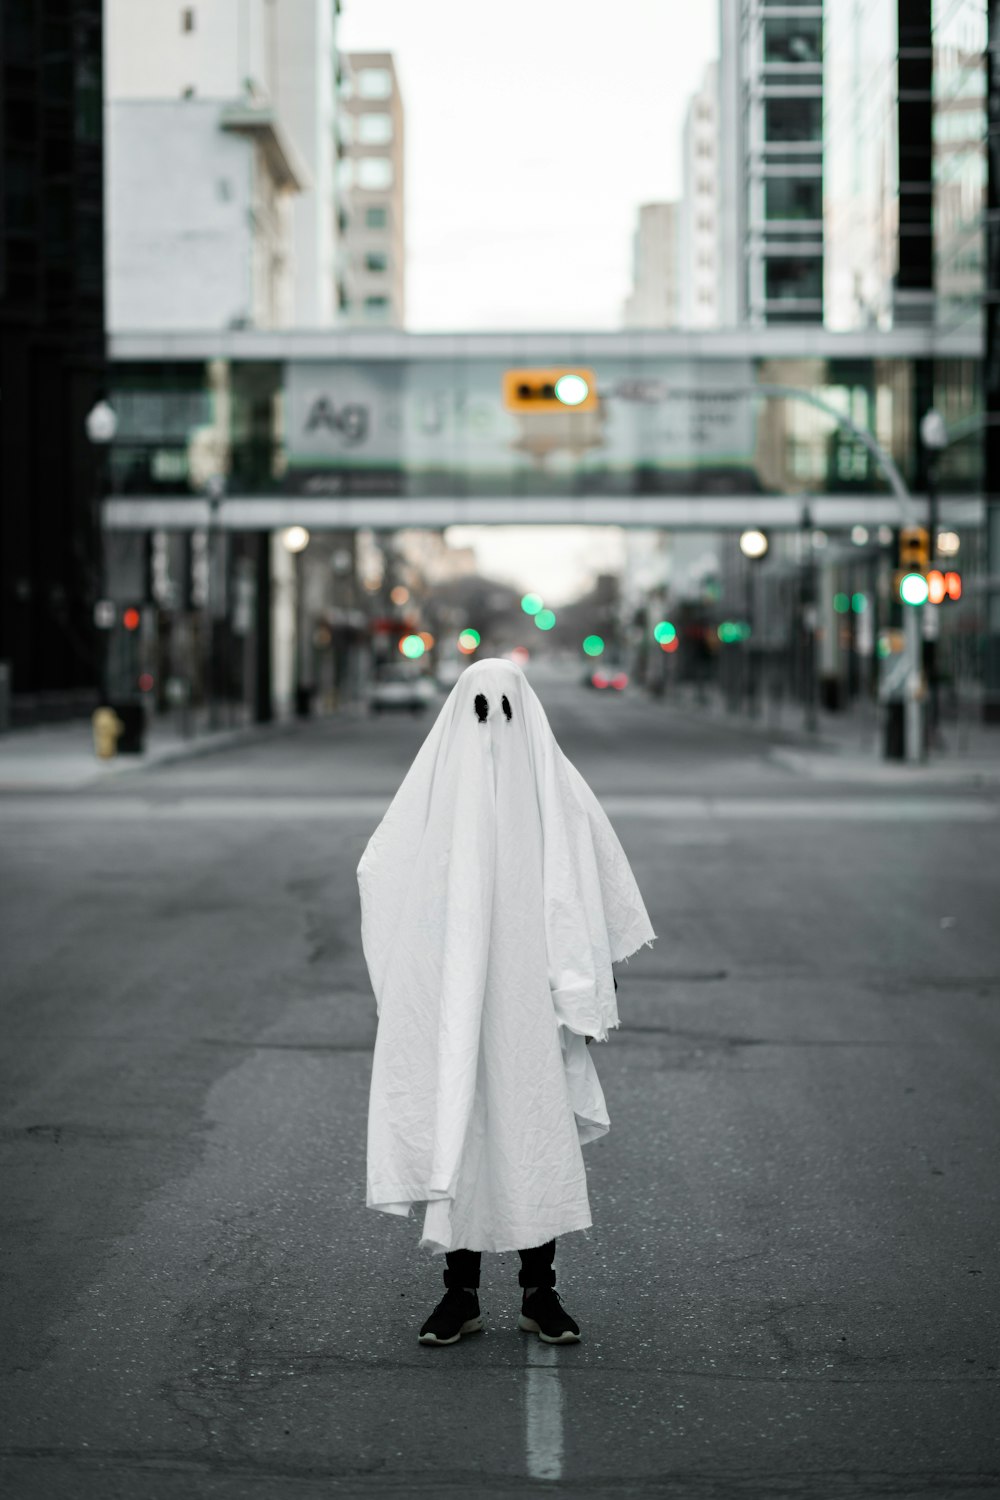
left=582, top=666, right=629, bottom=691
left=435, top=658, right=466, bottom=690
left=369, top=666, right=438, bottom=715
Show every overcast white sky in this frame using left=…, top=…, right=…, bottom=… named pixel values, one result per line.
left=338, top=0, right=718, bottom=332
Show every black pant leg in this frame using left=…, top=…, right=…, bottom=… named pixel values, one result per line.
left=443, top=1248, right=481, bottom=1289
left=518, top=1238, right=557, bottom=1289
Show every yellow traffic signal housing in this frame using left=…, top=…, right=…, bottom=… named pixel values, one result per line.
left=898, top=525, right=930, bottom=571
left=502, top=368, right=598, bottom=413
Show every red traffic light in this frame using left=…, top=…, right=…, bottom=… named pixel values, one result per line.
left=927, top=569, right=962, bottom=603
left=122, top=607, right=141, bottom=631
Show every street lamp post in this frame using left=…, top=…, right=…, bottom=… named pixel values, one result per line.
left=203, top=474, right=225, bottom=731
left=281, top=525, right=311, bottom=717
left=84, top=399, right=119, bottom=703
left=739, top=528, right=768, bottom=719
left=920, top=408, right=949, bottom=742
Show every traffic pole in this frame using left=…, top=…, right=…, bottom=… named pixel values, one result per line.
left=904, top=598, right=926, bottom=763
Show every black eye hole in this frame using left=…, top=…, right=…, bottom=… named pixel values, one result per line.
left=474, top=693, right=489, bottom=722
left=501, top=694, right=512, bottom=721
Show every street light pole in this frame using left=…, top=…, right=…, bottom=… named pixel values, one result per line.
left=799, top=504, right=818, bottom=734
left=203, top=474, right=225, bottom=732
left=920, top=407, right=949, bottom=744
left=84, top=399, right=118, bottom=705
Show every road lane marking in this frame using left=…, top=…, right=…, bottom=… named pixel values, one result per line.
left=524, top=1340, right=564, bottom=1482
left=0, top=795, right=995, bottom=822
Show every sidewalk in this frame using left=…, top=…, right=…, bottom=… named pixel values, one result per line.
left=666, top=682, right=1000, bottom=786
left=0, top=711, right=298, bottom=793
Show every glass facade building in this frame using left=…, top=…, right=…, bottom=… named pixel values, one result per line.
left=723, top=0, right=825, bottom=324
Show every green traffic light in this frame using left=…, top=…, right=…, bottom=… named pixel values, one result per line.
left=400, top=634, right=425, bottom=659
left=534, top=609, right=556, bottom=631
left=520, top=593, right=543, bottom=616
left=653, top=620, right=676, bottom=644
left=900, top=573, right=929, bottom=606
left=582, top=635, right=604, bottom=656
left=833, top=592, right=850, bottom=614
left=553, top=374, right=589, bottom=407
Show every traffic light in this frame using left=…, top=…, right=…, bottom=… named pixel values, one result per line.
left=927, top=569, right=962, bottom=603
left=502, top=369, right=598, bottom=413
left=898, top=526, right=930, bottom=571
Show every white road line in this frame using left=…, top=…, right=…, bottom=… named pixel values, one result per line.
left=0, top=795, right=995, bottom=822
left=524, top=1340, right=564, bottom=1482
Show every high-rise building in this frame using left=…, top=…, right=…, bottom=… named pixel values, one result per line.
left=678, top=63, right=719, bottom=329
left=106, top=0, right=342, bottom=331
left=337, top=52, right=405, bottom=327
left=825, top=2, right=937, bottom=330
left=622, top=203, right=679, bottom=329
left=719, top=0, right=824, bottom=325
left=0, top=0, right=107, bottom=716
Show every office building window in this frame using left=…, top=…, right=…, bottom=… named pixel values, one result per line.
left=764, top=176, right=821, bottom=220
left=764, top=97, right=822, bottom=143
left=357, top=157, right=393, bottom=190
left=365, top=205, right=389, bottom=229
left=764, top=256, right=822, bottom=302
left=365, top=252, right=388, bottom=273
left=763, top=16, right=821, bottom=64
left=358, top=112, right=392, bottom=145
left=364, top=295, right=390, bottom=319
left=358, top=68, right=392, bottom=99
left=181, top=7, right=195, bottom=32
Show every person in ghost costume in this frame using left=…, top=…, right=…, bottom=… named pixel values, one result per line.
left=357, top=657, right=655, bottom=1344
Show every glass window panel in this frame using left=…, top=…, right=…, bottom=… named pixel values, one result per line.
left=763, top=16, right=822, bottom=64
left=765, top=256, right=823, bottom=301
left=357, top=112, right=392, bottom=144
left=365, top=252, right=388, bottom=272
left=358, top=68, right=392, bottom=99
left=764, top=97, right=822, bottom=142
left=764, top=176, right=822, bottom=219
left=365, top=205, right=389, bottom=229
left=357, top=157, right=393, bottom=190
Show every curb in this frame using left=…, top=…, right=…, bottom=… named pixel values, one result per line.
left=105, top=717, right=301, bottom=775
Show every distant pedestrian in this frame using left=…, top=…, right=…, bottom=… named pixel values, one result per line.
left=358, top=657, right=655, bottom=1344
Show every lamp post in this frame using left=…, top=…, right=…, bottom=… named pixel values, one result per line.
left=798, top=505, right=819, bottom=734
left=84, top=399, right=118, bottom=703
left=920, top=407, right=948, bottom=741
left=739, top=528, right=768, bottom=718
left=281, top=525, right=311, bottom=717
left=203, top=474, right=225, bottom=731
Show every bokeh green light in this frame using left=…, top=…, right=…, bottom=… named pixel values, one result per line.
left=900, top=573, right=929, bottom=606
left=582, top=635, right=605, bottom=656
left=534, top=609, right=556, bottom=631
left=520, top=593, right=544, bottom=616
left=653, top=620, right=677, bottom=644
left=400, top=634, right=425, bottom=659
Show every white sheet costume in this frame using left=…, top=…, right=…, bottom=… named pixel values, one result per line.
left=358, top=658, right=655, bottom=1254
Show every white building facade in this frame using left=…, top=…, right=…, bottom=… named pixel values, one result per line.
left=337, top=52, right=406, bottom=327
left=622, top=202, right=679, bottom=329
left=678, top=62, right=720, bottom=329
left=105, top=0, right=343, bottom=332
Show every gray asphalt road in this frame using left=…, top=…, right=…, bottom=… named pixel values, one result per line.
left=1, top=670, right=998, bottom=1499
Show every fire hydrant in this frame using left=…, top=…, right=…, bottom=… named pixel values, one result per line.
left=92, top=706, right=124, bottom=760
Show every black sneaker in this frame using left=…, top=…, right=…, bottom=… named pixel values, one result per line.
left=518, top=1287, right=581, bottom=1344
left=418, top=1286, right=483, bottom=1345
